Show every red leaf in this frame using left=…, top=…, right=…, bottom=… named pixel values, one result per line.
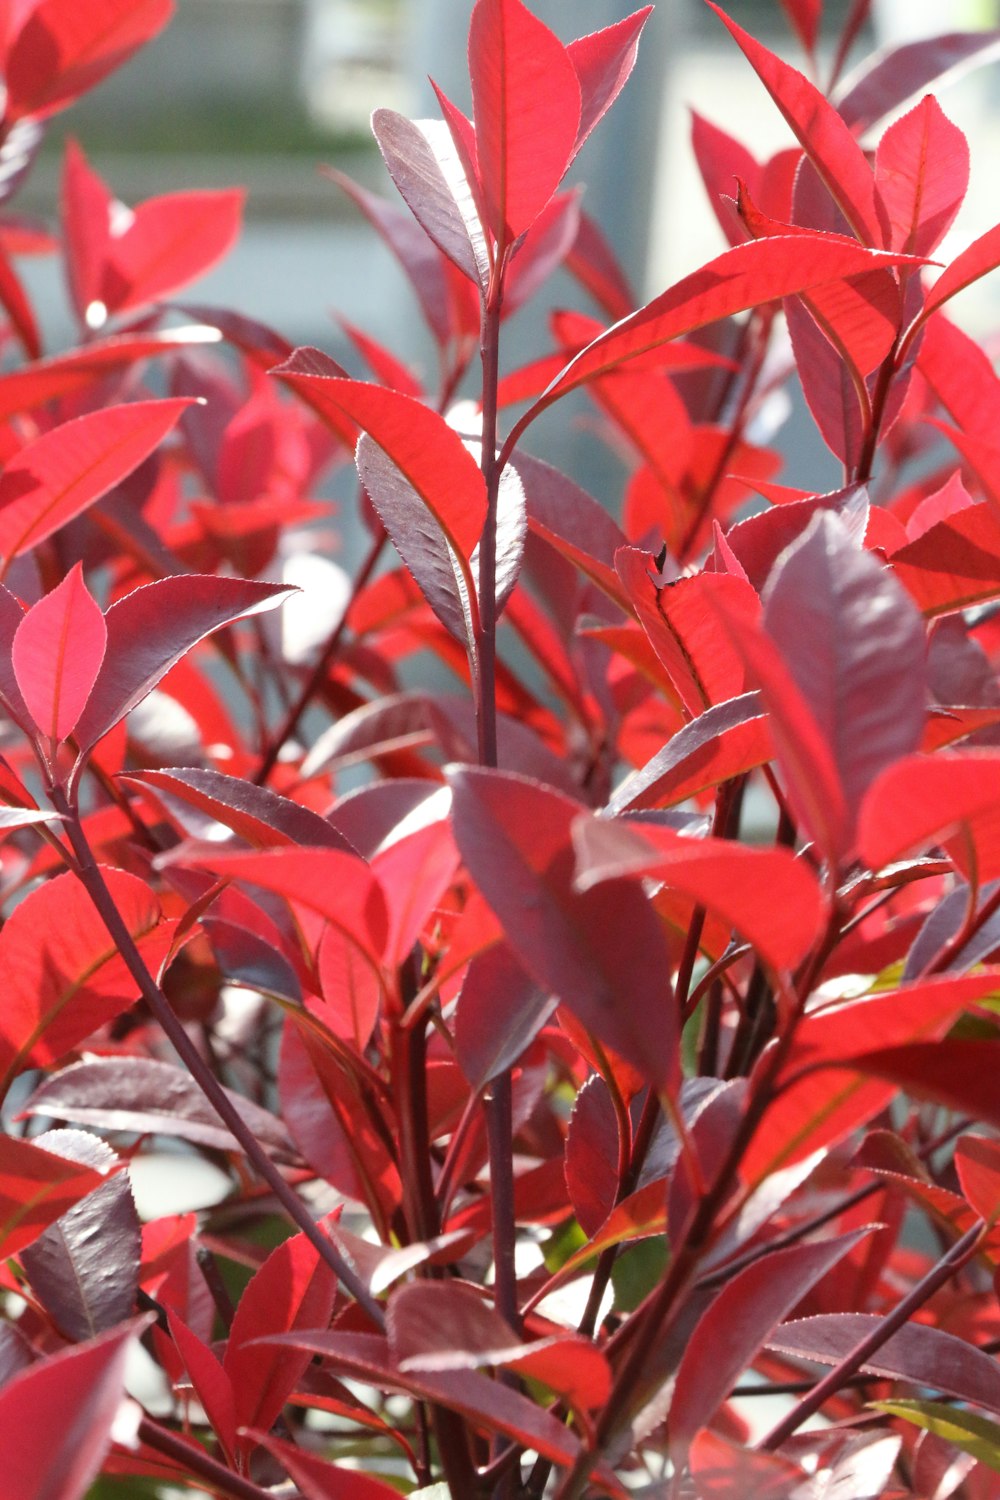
left=707, top=3, right=884, bottom=245
left=921, top=221, right=1000, bottom=323
left=61, top=138, right=111, bottom=326
left=769, top=1312, right=1000, bottom=1414
left=273, top=363, right=486, bottom=559
left=875, top=95, right=969, bottom=258
left=5, top=0, right=174, bottom=118
left=0, top=866, right=164, bottom=1099
left=691, top=111, right=760, bottom=247
left=468, top=0, right=581, bottom=246
left=447, top=767, right=677, bottom=1089
left=710, top=586, right=851, bottom=864
left=168, top=1310, right=238, bottom=1464
left=170, top=846, right=388, bottom=971
left=517, top=234, right=914, bottom=422
left=23, top=1057, right=296, bottom=1160
left=858, top=751, right=1000, bottom=876
left=955, top=1135, right=1000, bottom=1227
left=100, top=187, right=244, bottom=320
left=851, top=1039, right=1000, bottom=1129
left=617, top=550, right=759, bottom=717
left=573, top=817, right=826, bottom=973
left=670, top=1230, right=872, bottom=1452
left=564, top=207, right=635, bottom=319
left=12, top=564, right=106, bottom=743
left=566, top=7, right=653, bottom=154
left=890, top=500, right=1000, bottom=617
left=690, top=1430, right=805, bottom=1500
left=0, top=240, right=40, bottom=359
left=763, top=509, right=927, bottom=831
left=317, top=923, right=382, bottom=1053
left=777, top=0, right=821, bottom=54
left=0, top=1133, right=106, bottom=1259
left=740, top=972, right=1000, bottom=1184
left=515, top=452, right=629, bottom=608
left=0, top=397, right=192, bottom=560
left=0, top=327, right=223, bottom=419
left=0, top=1319, right=148, bottom=1500
left=73, top=574, right=296, bottom=757
left=609, top=693, right=774, bottom=812
left=565, top=1075, right=621, bottom=1236
left=224, top=1227, right=338, bottom=1454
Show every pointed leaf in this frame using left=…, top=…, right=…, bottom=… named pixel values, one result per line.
left=447, top=766, right=677, bottom=1088
left=23, top=1057, right=295, bottom=1160
left=73, top=575, right=296, bottom=756
left=121, top=767, right=348, bottom=851
left=224, top=1227, right=338, bottom=1454
left=0, top=328, right=223, bottom=420
left=517, top=235, right=916, bottom=424
left=273, top=364, right=486, bottom=558
left=671, top=1230, right=872, bottom=1452
left=12, top=564, right=106, bottom=743
left=858, top=751, right=1000, bottom=875
left=707, top=3, right=883, bottom=245
left=168, top=1310, right=238, bottom=1465
left=955, top=1135, right=1000, bottom=1227
left=875, top=1401, right=1000, bottom=1478
left=889, top=501, right=1000, bottom=617
left=770, top=1314, right=1000, bottom=1414
left=100, top=188, right=244, bottom=319
left=247, top=1433, right=401, bottom=1500
left=836, top=31, right=1000, bottom=133
left=875, top=95, right=969, bottom=258
left=609, top=693, right=773, bottom=812
left=468, top=0, right=581, bottom=245
left=5, top=0, right=174, bottom=118
left=21, top=1131, right=140, bottom=1342
left=0, top=1319, right=148, bottom=1500
left=922, top=222, right=1000, bottom=322
left=566, top=7, right=652, bottom=154
left=573, top=817, right=825, bottom=972
left=0, top=398, right=192, bottom=560
left=371, top=109, right=488, bottom=285
left=0, top=240, right=40, bottom=359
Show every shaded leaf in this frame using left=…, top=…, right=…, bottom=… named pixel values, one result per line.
left=455, top=941, right=555, bottom=1091
left=0, top=1133, right=106, bottom=1260
left=608, top=693, right=773, bottom=813
left=372, top=109, right=488, bottom=285
left=121, top=767, right=348, bottom=851
left=836, top=31, right=1000, bottom=133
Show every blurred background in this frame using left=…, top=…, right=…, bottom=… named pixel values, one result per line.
left=14, top=0, right=1000, bottom=529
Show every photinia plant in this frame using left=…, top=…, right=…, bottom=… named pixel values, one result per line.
left=8, top=0, right=1000, bottom=1494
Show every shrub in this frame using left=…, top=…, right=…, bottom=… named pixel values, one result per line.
left=3, top=1, right=1000, bottom=1496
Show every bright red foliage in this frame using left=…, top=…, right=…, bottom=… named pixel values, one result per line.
left=3, top=3, right=1000, bottom=1497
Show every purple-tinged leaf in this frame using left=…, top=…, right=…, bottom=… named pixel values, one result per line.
left=763, top=510, right=927, bottom=831
left=0, top=1133, right=107, bottom=1260
left=371, top=109, right=489, bottom=285
left=514, top=452, right=629, bottom=608
left=670, top=1230, right=873, bottom=1452
left=12, top=564, right=106, bottom=744
left=21, top=1129, right=140, bottom=1342
left=456, top=942, right=556, bottom=1091
left=836, top=31, right=1000, bottom=133
left=566, top=1075, right=621, bottom=1236
left=168, top=1310, right=237, bottom=1466
left=23, top=1057, right=296, bottom=1160
left=322, top=166, right=453, bottom=348
left=769, top=1313, right=1000, bottom=1414
left=73, top=575, right=296, bottom=758
left=447, top=766, right=677, bottom=1088
left=247, top=1433, right=401, bottom=1500
left=121, top=767, right=348, bottom=851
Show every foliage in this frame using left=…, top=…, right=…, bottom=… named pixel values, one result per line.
left=3, top=0, right=1000, bottom=1496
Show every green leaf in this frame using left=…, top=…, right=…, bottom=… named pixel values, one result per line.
left=873, top=1399, right=1000, bottom=1475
